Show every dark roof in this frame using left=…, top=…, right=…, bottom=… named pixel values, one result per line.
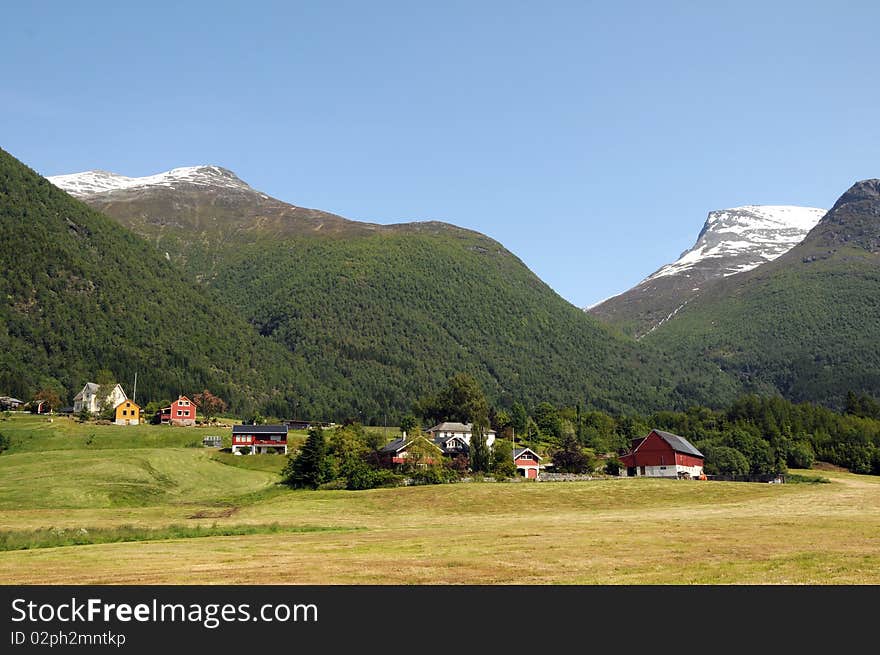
left=513, top=447, right=543, bottom=460
left=232, top=424, right=289, bottom=435
left=380, top=437, right=410, bottom=453
left=651, top=430, right=703, bottom=458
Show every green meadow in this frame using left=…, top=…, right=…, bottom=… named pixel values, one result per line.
left=1, top=414, right=878, bottom=584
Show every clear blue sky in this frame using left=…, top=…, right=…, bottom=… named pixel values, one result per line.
left=3, top=1, right=878, bottom=307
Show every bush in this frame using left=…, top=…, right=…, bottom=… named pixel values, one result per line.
left=604, top=457, right=623, bottom=476
left=787, top=441, right=815, bottom=469
left=703, top=445, right=750, bottom=476
left=410, top=466, right=457, bottom=486
left=317, top=479, right=348, bottom=491
left=0, top=432, right=10, bottom=454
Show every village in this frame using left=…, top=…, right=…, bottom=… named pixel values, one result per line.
left=1, top=380, right=730, bottom=485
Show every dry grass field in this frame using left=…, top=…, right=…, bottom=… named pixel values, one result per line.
left=1, top=415, right=879, bottom=584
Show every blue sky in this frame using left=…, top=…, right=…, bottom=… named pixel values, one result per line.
left=3, top=1, right=879, bottom=307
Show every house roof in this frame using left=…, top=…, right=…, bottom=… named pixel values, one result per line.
left=650, top=430, right=704, bottom=458
left=73, top=382, right=99, bottom=400
left=513, top=447, right=543, bottom=461
left=426, top=422, right=496, bottom=435
left=380, top=437, right=410, bottom=453
left=114, top=399, right=141, bottom=410
left=232, top=424, right=289, bottom=435
left=0, top=396, right=23, bottom=404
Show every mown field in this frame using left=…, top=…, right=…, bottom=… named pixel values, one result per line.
left=1, top=414, right=878, bottom=584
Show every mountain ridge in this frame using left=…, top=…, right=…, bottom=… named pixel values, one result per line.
left=645, top=178, right=880, bottom=407
left=44, top=159, right=741, bottom=419
left=588, top=204, right=825, bottom=336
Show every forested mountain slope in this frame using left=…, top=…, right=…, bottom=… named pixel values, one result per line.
left=50, top=163, right=741, bottom=420
left=647, top=179, right=880, bottom=408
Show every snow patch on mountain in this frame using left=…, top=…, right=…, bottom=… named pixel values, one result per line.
left=646, top=205, right=826, bottom=282
left=49, top=165, right=253, bottom=198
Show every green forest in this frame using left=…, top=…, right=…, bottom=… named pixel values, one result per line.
left=0, top=148, right=303, bottom=415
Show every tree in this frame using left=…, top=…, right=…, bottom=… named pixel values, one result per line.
left=469, top=422, right=491, bottom=473
left=193, top=389, right=228, bottom=422
left=510, top=402, right=528, bottom=436
left=524, top=417, right=540, bottom=444
left=703, top=445, right=750, bottom=476
left=282, top=428, right=330, bottom=489
left=786, top=441, right=815, bottom=469
left=533, top=402, right=562, bottom=440
left=399, top=414, right=418, bottom=435
left=551, top=434, right=594, bottom=473
left=491, top=439, right=516, bottom=479
left=415, top=373, right=489, bottom=426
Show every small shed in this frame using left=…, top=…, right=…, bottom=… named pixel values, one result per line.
left=513, top=447, right=543, bottom=479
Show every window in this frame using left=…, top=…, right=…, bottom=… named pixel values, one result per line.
left=184, top=410, right=190, bottom=416
left=177, top=410, right=183, bottom=416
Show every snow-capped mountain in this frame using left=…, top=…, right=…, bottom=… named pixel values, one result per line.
left=646, top=205, right=827, bottom=281
left=49, top=165, right=255, bottom=198
left=588, top=205, right=826, bottom=336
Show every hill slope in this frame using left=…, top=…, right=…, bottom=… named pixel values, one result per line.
left=50, top=165, right=740, bottom=419
left=588, top=205, right=825, bottom=336
left=646, top=179, right=880, bottom=407
left=0, top=148, right=310, bottom=413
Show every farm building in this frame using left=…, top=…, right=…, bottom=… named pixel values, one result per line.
left=0, top=396, right=24, bottom=410
left=378, top=436, right=442, bottom=467
left=619, top=429, right=704, bottom=479
left=231, top=424, right=288, bottom=454
left=114, top=399, right=141, bottom=425
left=426, top=422, right=496, bottom=449
left=73, top=382, right=126, bottom=415
left=157, top=395, right=197, bottom=426
left=513, top=447, right=543, bottom=479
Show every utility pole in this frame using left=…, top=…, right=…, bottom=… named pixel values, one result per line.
left=132, top=371, right=137, bottom=405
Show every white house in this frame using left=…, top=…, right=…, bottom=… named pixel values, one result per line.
left=426, top=422, right=496, bottom=449
left=73, top=382, right=127, bottom=415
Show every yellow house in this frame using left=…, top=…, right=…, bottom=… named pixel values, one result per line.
left=114, top=399, right=141, bottom=425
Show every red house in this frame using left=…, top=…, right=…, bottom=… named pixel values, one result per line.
left=158, top=395, right=197, bottom=426
left=619, top=429, right=704, bottom=479
left=378, top=436, right=441, bottom=467
left=513, top=447, right=543, bottom=479
left=231, top=424, right=288, bottom=455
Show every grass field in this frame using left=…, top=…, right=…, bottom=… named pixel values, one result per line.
left=1, top=414, right=879, bottom=584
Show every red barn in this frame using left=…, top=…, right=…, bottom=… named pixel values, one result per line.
left=619, top=429, right=704, bottom=479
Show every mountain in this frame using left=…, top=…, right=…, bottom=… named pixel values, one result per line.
left=0, top=148, right=312, bottom=414
left=49, top=165, right=740, bottom=420
left=588, top=205, right=826, bottom=336
left=645, top=180, right=880, bottom=407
